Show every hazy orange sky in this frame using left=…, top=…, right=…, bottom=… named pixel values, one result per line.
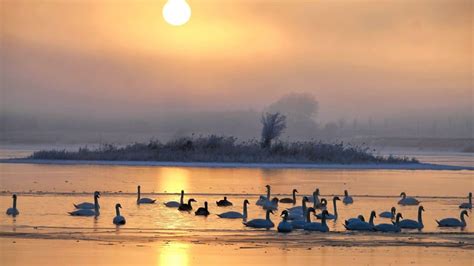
left=1, top=0, right=472, bottom=120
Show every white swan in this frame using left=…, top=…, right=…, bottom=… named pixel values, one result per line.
left=137, top=185, right=156, bottom=204
left=6, top=194, right=19, bottom=216
left=304, top=209, right=329, bottom=232
left=289, top=205, right=314, bottom=229
left=280, top=189, right=298, bottom=204
left=315, top=198, right=327, bottom=210
left=436, top=210, right=469, bottom=228
left=374, top=213, right=402, bottom=232
left=459, top=192, right=472, bottom=209
left=218, top=199, right=249, bottom=219
left=74, top=191, right=100, bottom=209
left=398, top=192, right=419, bottom=206
left=343, top=190, right=353, bottom=204
left=113, top=203, right=126, bottom=225
left=379, top=207, right=396, bottom=219
left=287, top=196, right=309, bottom=221
left=263, top=197, right=279, bottom=211
left=243, top=209, right=274, bottom=229
left=69, top=192, right=100, bottom=216
left=344, top=211, right=376, bottom=231
left=316, top=196, right=340, bottom=220
left=277, top=210, right=293, bottom=233
left=398, top=206, right=424, bottom=229
left=195, top=201, right=210, bottom=216
left=164, top=190, right=184, bottom=208
left=256, top=185, right=271, bottom=206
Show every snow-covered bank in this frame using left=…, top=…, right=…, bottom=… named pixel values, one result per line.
left=1, top=159, right=472, bottom=170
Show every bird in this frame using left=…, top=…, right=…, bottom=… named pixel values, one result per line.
left=289, top=205, right=314, bottom=229
left=6, top=194, right=19, bottom=216
left=344, top=211, right=376, bottom=231
left=69, top=192, right=100, bottom=216
left=164, top=190, right=185, bottom=208
left=195, top=201, right=210, bottom=216
left=286, top=196, right=309, bottom=220
left=216, top=196, right=233, bottom=207
left=304, top=209, right=329, bottom=232
left=436, top=210, right=469, bottom=228
left=113, top=203, right=126, bottom=225
left=243, top=209, right=274, bottom=229
left=343, top=190, right=353, bottom=204
left=309, top=188, right=321, bottom=205
left=218, top=199, right=249, bottom=219
left=459, top=192, right=472, bottom=209
left=136, top=185, right=156, bottom=204
left=398, top=192, right=419, bottom=206
left=315, top=198, right=327, bottom=210
left=178, top=198, right=196, bottom=211
left=280, top=189, right=298, bottom=204
left=316, top=196, right=340, bottom=220
left=277, top=210, right=293, bottom=233
left=263, top=197, right=279, bottom=211
left=74, top=191, right=101, bottom=209
left=345, top=215, right=365, bottom=226
left=398, top=206, right=424, bottom=229
left=374, top=213, right=403, bottom=232
left=256, top=185, right=271, bottom=206
left=379, top=207, right=396, bottom=219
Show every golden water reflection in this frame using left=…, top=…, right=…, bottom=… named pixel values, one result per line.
left=156, top=167, right=190, bottom=194
left=158, top=242, right=189, bottom=266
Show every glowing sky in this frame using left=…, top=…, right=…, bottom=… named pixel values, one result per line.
left=1, top=0, right=472, bottom=120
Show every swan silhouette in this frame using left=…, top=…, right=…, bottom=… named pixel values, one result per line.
left=316, top=196, right=340, bottom=220
left=195, top=201, right=210, bottom=216
left=344, top=211, right=376, bottom=231
left=137, top=185, right=156, bottom=204
left=459, top=192, right=472, bottom=209
left=374, top=213, right=402, bottom=232
left=277, top=210, right=293, bottom=233
left=69, top=192, right=100, bottom=216
left=343, top=190, right=353, bottom=204
left=164, top=190, right=184, bottom=208
left=74, top=191, right=100, bottom=209
left=436, top=210, right=469, bottom=228
left=280, top=189, right=298, bottom=204
left=218, top=199, right=249, bottom=220
left=398, top=206, right=424, bottom=229
left=379, top=207, right=396, bottom=219
left=113, top=203, right=126, bottom=225
left=398, top=192, right=419, bottom=206
left=244, top=209, right=274, bottom=229
left=256, top=185, right=271, bottom=206
left=216, top=197, right=233, bottom=207
left=178, top=198, right=196, bottom=211
left=304, top=209, right=329, bottom=232
left=6, top=194, right=19, bottom=216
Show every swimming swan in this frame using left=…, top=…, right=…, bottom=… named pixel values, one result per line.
left=216, top=197, right=233, bottom=207
left=398, top=206, right=424, bottom=229
left=6, top=194, right=19, bottom=216
left=280, top=189, right=298, bottom=204
left=316, top=198, right=327, bottom=210
left=436, top=210, right=469, bottom=228
left=344, top=211, right=376, bottom=231
left=256, top=185, right=271, bottom=206
left=316, top=196, right=340, bottom=220
left=345, top=215, right=365, bottom=226
left=69, top=192, right=100, bottom=216
left=398, top=192, right=419, bottom=206
left=74, top=191, right=101, bottom=209
left=379, top=207, right=396, bottom=219
left=195, top=201, right=210, bottom=216
left=218, top=199, right=249, bottom=219
left=178, top=198, right=196, bottom=211
left=289, top=205, right=313, bottom=229
left=304, top=209, right=329, bottom=232
left=287, top=196, right=309, bottom=221
left=263, top=197, right=279, bottom=211
left=374, top=213, right=402, bottom=232
left=164, top=190, right=184, bottom=208
left=244, top=209, right=274, bottom=229
left=113, top=203, right=126, bottom=225
left=459, top=192, right=472, bottom=209
left=343, top=190, right=354, bottom=204
left=137, top=185, right=156, bottom=204
left=277, top=210, right=293, bottom=233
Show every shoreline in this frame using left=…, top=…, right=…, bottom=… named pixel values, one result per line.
left=1, top=158, right=472, bottom=170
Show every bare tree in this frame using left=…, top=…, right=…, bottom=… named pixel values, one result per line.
left=260, top=112, right=287, bottom=149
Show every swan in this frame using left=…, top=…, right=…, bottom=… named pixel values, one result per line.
left=306, top=188, right=319, bottom=203
left=459, top=192, right=472, bottom=209
left=398, top=192, right=419, bottom=206
left=263, top=197, right=279, bottom=211
left=6, top=194, right=19, bottom=216
left=74, top=191, right=101, bottom=209
left=398, top=206, right=424, bottom=229
left=164, top=190, right=184, bottom=208
left=374, top=213, right=402, bottom=232
left=113, top=203, right=126, bottom=225
left=216, top=196, right=233, bottom=207
left=243, top=209, right=274, bottom=229
left=69, top=192, right=100, bottom=216
left=316, top=196, right=340, bottom=220
left=436, top=210, right=469, bottom=228
left=137, top=185, right=156, bottom=204
left=345, top=215, right=365, bottom=226
left=344, top=211, right=376, bottom=231
left=280, top=189, right=298, bottom=204
left=256, top=185, right=271, bottom=206
left=195, top=201, right=210, bottom=216
left=379, top=207, right=396, bottom=219
left=304, top=209, right=329, bottom=232
left=277, top=210, right=293, bottom=233
left=287, top=196, right=309, bottom=220
left=290, top=206, right=315, bottom=229
left=343, top=190, right=353, bottom=204
left=218, top=199, right=249, bottom=219
left=315, top=198, right=327, bottom=210
left=178, top=198, right=196, bottom=211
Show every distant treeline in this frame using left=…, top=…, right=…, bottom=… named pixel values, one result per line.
left=29, top=135, right=418, bottom=164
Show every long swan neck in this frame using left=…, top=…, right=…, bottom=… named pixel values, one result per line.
left=180, top=192, right=184, bottom=204
left=115, top=206, right=120, bottom=216
left=461, top=212, right=466, bottom=223
left=267, top=187, right=271, bottom=199
left=306, top=210, right=311, bottom=223
left=418, top=208, right=423, bottom=224
left=13, top=197, right=17, bottom=209
left=333, top=198, right=337, bottom=217
left=137, top=188, right=141, bottom=200
left=243, top=202, right=248, bottom=218
left=293, top=191, right=296, bottom=202
left=266, top=210, right=271, bottom=221
left=322, top=213, right=327, bottom=226
left=94, top=196, right=99, bottom=212
left=369, top=213, right=375, bottom=225
left=469, top=194, right=472, bottom=204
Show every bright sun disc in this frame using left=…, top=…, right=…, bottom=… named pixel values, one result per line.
left=162, top=0, right=191, bottom=26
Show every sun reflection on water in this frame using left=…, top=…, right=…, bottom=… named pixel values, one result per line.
left=157, top=167, right=190, bottom=193
left=158, top=242, right=189, bottom=266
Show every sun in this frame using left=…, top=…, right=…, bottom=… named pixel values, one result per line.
left=162, top=0, right=191, bottom=26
